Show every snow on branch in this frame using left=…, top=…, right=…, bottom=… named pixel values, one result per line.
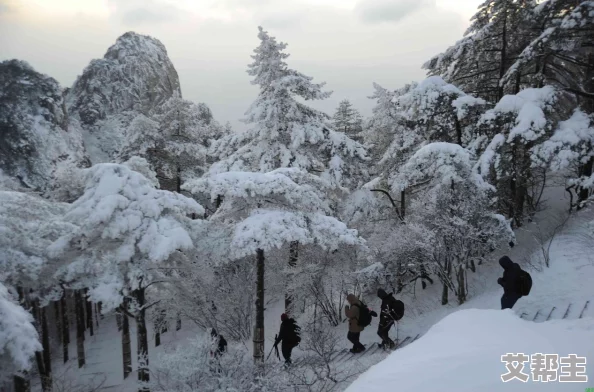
left=182, top=169, right=332, bottom=213
left=0, top=282, right=41, bottom=380
left=230, top=209, right=365, bottom=259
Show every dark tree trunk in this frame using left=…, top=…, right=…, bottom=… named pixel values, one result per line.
left=40, top=307, right=52, bottom=387
left=84, top=289, right=94, bottom=336
left=400, top=189, right=406, bottom=219
left=285, top=241, right=299, bottom=315
left=75, top=290, right=86, bottom=368
left=497, top=7, right=508, bottom=101
left=454, top=116, right=462, bottom=146
left=578, top=157, right=593, bottom=208
left=176, top=315, right=181, bottom=331
left=95, top=303, right=100, bottom=328
left=61, top=293, right=69, bottom=363
left=457, top=264, right=466, bottom=305
left=121, top=301, right=132, bottom=380
left=253, top=249, right=265, bottom=363
left=116, top=311, right=123, bottom=331
left=13, top=373, right=30, bottom=392
left=31, top=300, right=51, bottom=392
left=135, top=288, right=150, bottom=391
left=54, top=301, right=61, bottom=344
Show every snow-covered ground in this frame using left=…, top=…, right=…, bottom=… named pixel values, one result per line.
left=345, top=309, right=594, bottom=392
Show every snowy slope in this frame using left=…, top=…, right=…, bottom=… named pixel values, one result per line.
left=66, top=32, right=182, bottom=163
left=345, top=309, right=594, bottom=392
left=0, top=60, right=88, bottom=193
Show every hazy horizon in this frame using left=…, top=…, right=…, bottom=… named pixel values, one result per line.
left=0, top=0, right=482, bottom=130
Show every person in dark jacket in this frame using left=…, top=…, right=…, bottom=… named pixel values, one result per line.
left=376, top=288, right=399, bottom=349
left=274, top=313, right=300, bottom=365
left=497, top=256, right=522, bottom=309
left=210, top=328, right=227, bottom=358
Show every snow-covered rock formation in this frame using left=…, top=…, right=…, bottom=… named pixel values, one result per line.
left=0, top=59, right=88, bottom=193
left=66, top=32, right=182, bottom=163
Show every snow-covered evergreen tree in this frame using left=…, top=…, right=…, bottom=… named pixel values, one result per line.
left=474, top=86, right=559, bottom=226
left=209, top=26, right=367, bottom=190
left=182, top=168, right=365, bottom=362
left=424, top=0, right=538, bottom=102
left=332, top=99, right=363, bottom=137
left=49, top=163, right=204, bottom=387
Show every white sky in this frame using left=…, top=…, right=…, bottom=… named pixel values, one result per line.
left=0, top=0, right=482, bottom=130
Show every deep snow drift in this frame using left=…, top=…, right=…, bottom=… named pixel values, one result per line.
left=345, top=309, right=594, bottom=392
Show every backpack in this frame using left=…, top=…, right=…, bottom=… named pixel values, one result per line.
left=288, top=320, right=301, bottom=346
left=390, top=298, right=405, bottom=321
left=518, top=270, right=532, bottom=296
left=353, top=302, right=372, bottom=327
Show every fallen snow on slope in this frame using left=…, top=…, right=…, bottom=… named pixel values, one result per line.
left=346, top=309, right=594, bottom=392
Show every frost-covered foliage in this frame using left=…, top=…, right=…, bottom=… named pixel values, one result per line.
left=152, top=335, right=287, bottom=392
left=183, top=169, right=365, bottom=260
left=0, top=190, right=73, bottom=290
left=394, top=76, right=486, bottom=146
left=360, top=83, right=398, bottom=162
left=386, top=143, right=514, bottom=304
left=424, top=0, right=539, bottom=103
left=0, top=60, right=88, bottom=194
left=502, top=1, right=594, bottom=103
left=0, top=282, right=41, bottom=383
left=332, top=99, right=363, bottom=137
left=50, top=163, right=204, bottom=311
left=474, top=87, right=558, bottom=225
left=209, top=27, right=367, bottom=190
left=119, top=94, right=223, bottom=191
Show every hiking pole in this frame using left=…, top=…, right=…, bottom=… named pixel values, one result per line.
left=266, top=335, right=278, bottom=361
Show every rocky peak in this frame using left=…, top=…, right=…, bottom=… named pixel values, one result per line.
left=67, top=31, right=181, bottom=127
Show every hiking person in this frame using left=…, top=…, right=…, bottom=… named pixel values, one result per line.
left=210, top=328, right=227, bottom=358
left=344, top=294, right=370, bottom=353
left=497, top=256, right=531, bottom=309
left=274, top=313, right=301, bottom=365
left=376, top=288, right=404, bottom=349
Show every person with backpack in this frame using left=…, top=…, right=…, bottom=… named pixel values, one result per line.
left=497, top=256, right=531, bottom=309
left=376, top=288, right=404, bottom=349
left=274, top=313, right=301, bottom=365
left=210, top=328, right=227, bottom=358
left=344, top=294, right=371, bottom=353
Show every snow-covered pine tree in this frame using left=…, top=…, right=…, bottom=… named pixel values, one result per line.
left=502, top=0, right=594, bottom=205
left=474, top=86, right=559, bottom=226
left=424, top=0, right=538, bottom=103
left=49, top=163, right=204, bottom=390
left=533, top=109, right=594, bottom=209
left=360, top=83, right=398, bottom=162
left=119, top=94, right=220, bottom=193
left=182, top=168, right=365, bottom=363
left=332, top=99, right=363, bottom=137
left=0, top=282, right=41, bottom=387
left=393, top=143, right=514, bottom=305
left=208, top=26, right=367, bottom=315
left=209, top=26, right=367, bottom=191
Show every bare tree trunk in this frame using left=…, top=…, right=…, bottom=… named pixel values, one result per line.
left=578, top=157, right=593, bottom=208
left=61, top=293, right=69, bottom=363
left=400, top=190, right=406, bottom=219
left=13, top=373, right=30, bottom=392
left=54, top=301, right=61, bottom=344
left=285, top=241, right=298, bottom=315
left=121, top=301, right=132, bottom=380
left=135, top=288, right=150, bottom=391
left=176, top=315, right=181, bottom=331
left=75, top=290, right=86, bottom=368
left=31, top=300, right=51, bottom=392
left=84, top=289, right=94, bottom=337
left=253, top=249, right=265, bottom=364
left=40, top=306, right=52, bottom=389
left=95, top=303, right=100, bottom=329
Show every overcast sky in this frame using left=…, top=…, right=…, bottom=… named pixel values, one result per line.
left=0, top=0, right=482, bottom=131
